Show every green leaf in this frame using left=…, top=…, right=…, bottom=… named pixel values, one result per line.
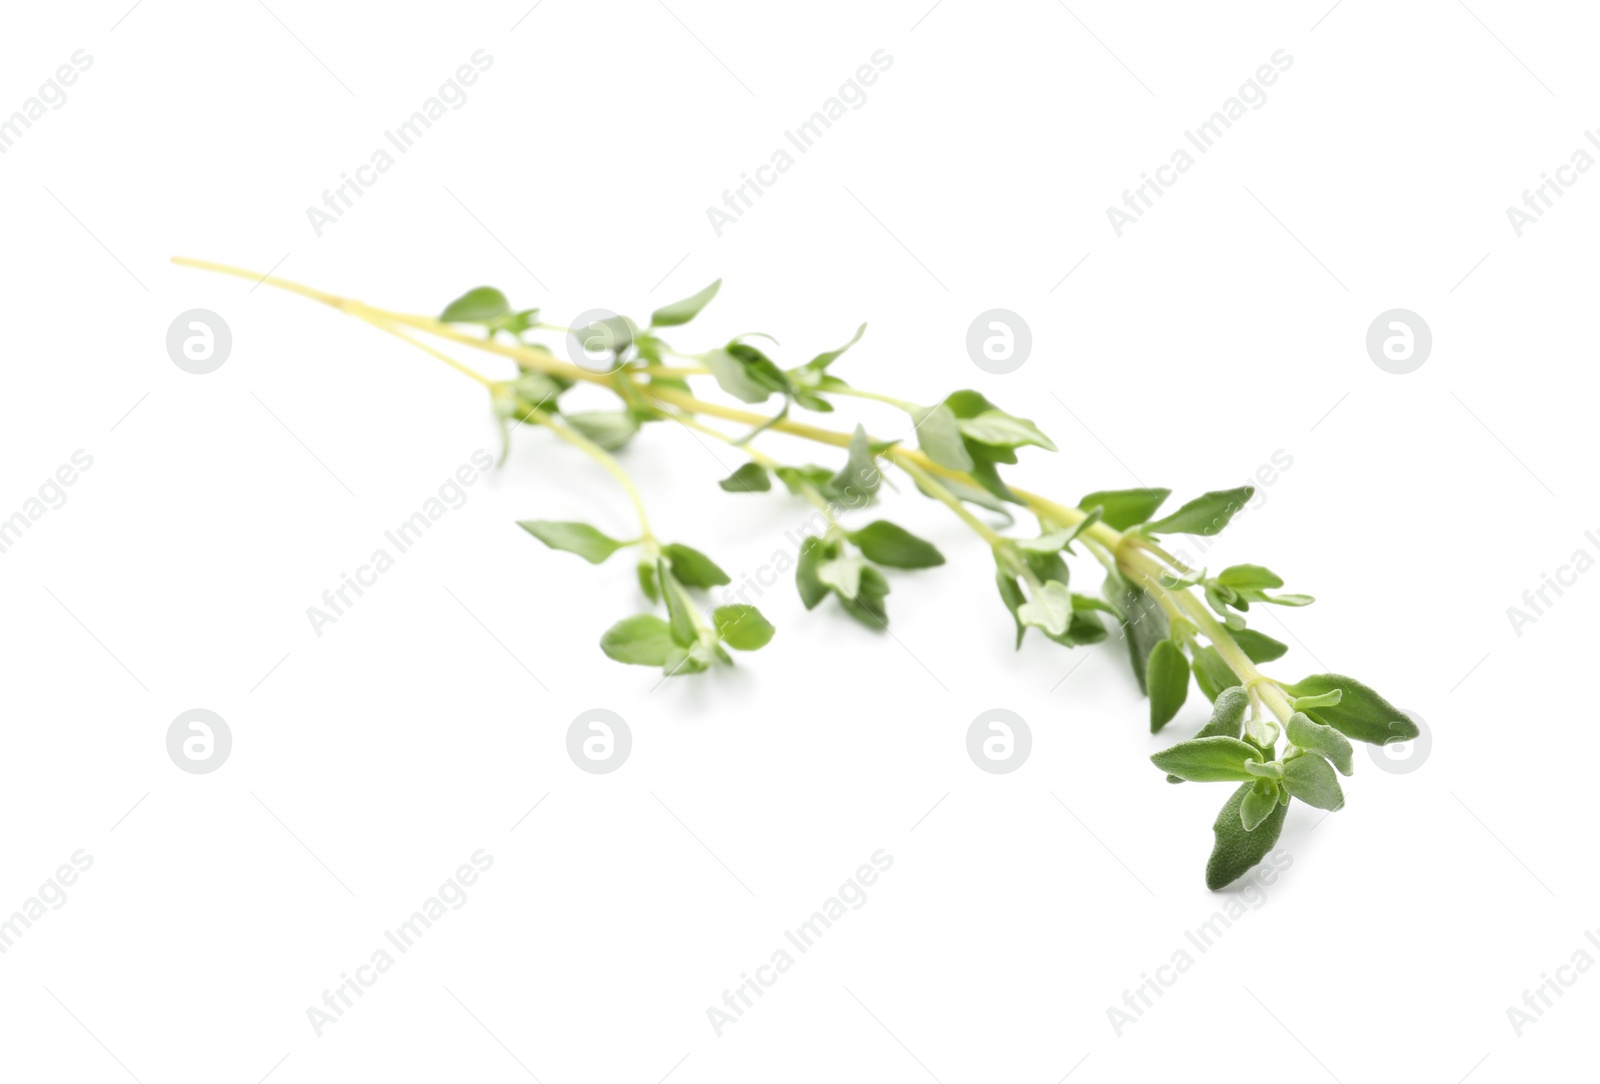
left=817, top=556, right=864, bottom=600
left=1232, top=628, right=1289, bottom=664
left=1285, top=712, right=1355, bottom=776
left=1196, top=686, right=1250, bottom=740
left=636, top=560, right=659, bottom=603
left=801, top=322, right=866, bottom=371
left=600, top=614, right=677, bottom=666
left=942, top=389, right=1002, bottom=419
left=1283, top=754, right=1345, bottom=810
left=1261, top=592, right=1315, bottom=607
left=1244, top=760, right=1284, bottom=780
left=829, top=425, right=883, bottom=505
left=1281, top=673, right=1418, bottom=747
left=659, top=562, right=698, bottom=647
left=848, top=521, right=945, bottom=569
left=1143, top=487, right=1255, bottom=537
left=719, top=462, right=772, bottom=493
left=1241, top=784, right=1280, bottom=832
left=909, top=404, right=974, bottom=472
left=1147, top=639, right=1190, bottom=733
left=441, top=286, right=510, bottom=324
left=1017, top=580, right=1075, bottom=636
left=519, top=520, right=629, bottom=564
left=1216, top=564, right=1284, bottom=590
left=795, top=536, right=830, bottom=609
left=513, top=371, right=564, bottom=409
left=774, top=464, right=833, bottom=497
left=1292, top=690, right=1343, bottom=711
left=1150, top=736, right=1262, bottom=783
left=650, top=279, right=722, bottom=327
left=1077, top=488, right=1171, bottom=531
left=662, top=641, right=713, bottom=676
left=564, top=411, right=639, bottom=452
left=705, top=347, right=775, bottom=403
left=1117, top=584, right=1170, bottom=694
left=836, top=565, right=890, bottom=628
left=1190, top=646, right=1242, bottom=703
left=713, top=604, right=775, bottom=650
left=661, top=543, right=731, bottom=588
left=956, top=411, right=1058, bottom=452
left=1207, top=783, right=1289, bottom=889
left=995, top=566, right=1027, bottom=649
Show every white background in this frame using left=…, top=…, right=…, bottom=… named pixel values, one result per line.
left=1, top=0, right=1594, bottom=1080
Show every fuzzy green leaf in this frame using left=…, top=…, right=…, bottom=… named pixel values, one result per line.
left=1147, top=638, right=1190, bottom=733
left=829, top=425, right=883, bottom=505
left=795, top=537, right=830, bottom=610
left=1017, top=580, right=1074, bottom=636
left=1285, top=711, right=1355, bottom=776
left=1207, top=783, right=1289, bottom=889
left=661, top=543, right=731, bottom=588
left=519, top=520, right=628, bottom=564
left=1216, top=564, right=1284, bottom=590
left=1077, top=488, right=1170, bottom=530
left=600, top=614, right=677, bottom=666
left=1281, top=673, right=1418, bottom=747
left=1143, top=487, right=1255, bottom=537
left=659, top=563, right=697, bottom=647
left=1150, top=736, right=1262, bottom=783
left=848, top=521, right=945, bottom=569
left=1283, top=753, right=1345, bottom=810
left=1190, top=646, right=1242, bottom=703
left=1232, top=628, right=1289, bottom=664
left=836, top=565, right=890, bottom=628
left=713, top=604, right=775, bottom=650
left=956, top=411, right=1058, bottom=452
left=650, top=279, right=721, bottom=327
left=1117, top=584, right=1170, bottom=694
left=910, top=404, right=975, bottom=472
left=565, top=411, right=639, bottom=452
left=801, top=322, right=866, bottom=371
left=636, top=561, right=659, bottom=602
left=1196, top=686, right=1250, bottom=740
left=705, top=347, right=774, bottom=403
left=719, top=462, right=772, bottom=493
left=441, top=286, right=510, bottom=324
left=1240, top=784, right=1280, bottom=832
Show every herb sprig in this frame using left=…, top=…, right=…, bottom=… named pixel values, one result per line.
left=174, top=257, right=1420, bottom=890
